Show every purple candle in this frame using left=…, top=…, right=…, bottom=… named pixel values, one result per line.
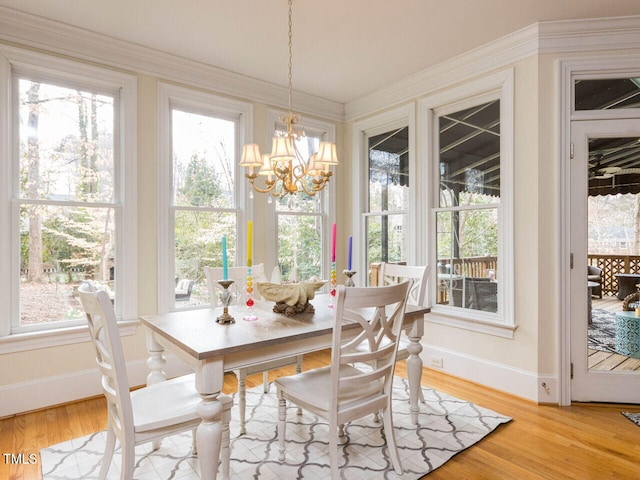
left=347, top=236, right=353, bottom=270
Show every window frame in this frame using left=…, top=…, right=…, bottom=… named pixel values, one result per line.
left=352, top=104, right=420, bottom=282
left=419, top=69, right=515, bottom=337
left=266, top=109, right=337, bottom=281
left=157, top=83, right=252, bottom=313
left=0, top=46, right=138, bottom=353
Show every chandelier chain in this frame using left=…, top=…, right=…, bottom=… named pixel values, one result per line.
left=287, top=0, right=294, bottom=118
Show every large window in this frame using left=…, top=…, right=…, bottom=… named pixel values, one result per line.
left=158, top=84, right=251, bottom=311
left=0, top=48, right=137, bottom=343
left=270, top=112, right=335, bottom=282
left=435, top=100, right=500, bottom=313
left=365, top=127, right=410, bottom=271
left=424, top=69, right=514, bottom=331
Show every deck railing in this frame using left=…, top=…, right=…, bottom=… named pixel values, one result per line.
left=369, top=256, right=497, bottom=286
left=588, top=254, right=640, bottom=296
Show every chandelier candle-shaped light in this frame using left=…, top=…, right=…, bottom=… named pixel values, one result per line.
left=240, top=0, right=338, bottom=198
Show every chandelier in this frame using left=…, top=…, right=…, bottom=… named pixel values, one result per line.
left=239, top=0, right=338, bottom=199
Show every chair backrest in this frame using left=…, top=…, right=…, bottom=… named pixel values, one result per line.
left=78, top=282, right=133, bottom=441
left=378, top=263, right=430, bottom=306
left=205, top=264, right=267, bottom=306
left=330, top=281, right=411, bottom=418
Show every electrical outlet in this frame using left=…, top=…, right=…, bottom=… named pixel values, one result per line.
left=430, top=356, right=443, bottom=368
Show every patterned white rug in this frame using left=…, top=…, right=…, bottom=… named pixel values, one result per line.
left=40, top=377, right=510, bottom=479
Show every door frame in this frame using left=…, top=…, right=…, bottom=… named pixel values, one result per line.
left=559, top=56, right=640, bottom=405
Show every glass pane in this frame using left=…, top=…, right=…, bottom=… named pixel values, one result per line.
left=575, top=78, right=640, bottom=111
left=277, top=214, right=322, bottom=281
left=439, top=100, right=500, bottom=206
left=368, top=127, right=409, bottom=212
left=174, top=210, right=237, bottom=308
left=19, top=204, right=115, bottom=326
left=172, top=110, right=236, bottom=208
left=587, top=136, right=640, bottom=372
left=435, top=209, right=498, bottom=312
left=366, top=214, right=407, bottom=269
left=19, top=80, right=115, bottom=203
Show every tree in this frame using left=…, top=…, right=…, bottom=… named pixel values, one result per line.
left=26, top=82, right=43, bottom=283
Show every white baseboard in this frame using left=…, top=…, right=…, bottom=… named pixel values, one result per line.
left=421, top=345, right=559, bottom=404
left=0, top=355, right=192, bottom=418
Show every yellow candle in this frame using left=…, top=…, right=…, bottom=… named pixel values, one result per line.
left=247, top=221, right=253, bottom=267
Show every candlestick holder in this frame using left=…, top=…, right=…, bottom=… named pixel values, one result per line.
left=243, top=265, right=258, bottom=321
left=343, top=270, right=356, bottom=287
left=216, top=280, right=235, bottom=324
left=328, top=261, right=337, bottom=308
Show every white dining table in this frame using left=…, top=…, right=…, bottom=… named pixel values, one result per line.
left=140, top=294, right=429, bottom=480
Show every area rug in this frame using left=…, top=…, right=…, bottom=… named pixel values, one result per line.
left=40, top=377, right=511, bottom=479
left=589, top=308, right=617, bottom=354
left=621, top=411, right=640, bottom=427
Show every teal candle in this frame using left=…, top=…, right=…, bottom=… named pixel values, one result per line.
left=221, top=236, right=228, bottom=280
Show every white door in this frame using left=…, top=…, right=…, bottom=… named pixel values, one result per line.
left=571, top=118, right=640, bottom=403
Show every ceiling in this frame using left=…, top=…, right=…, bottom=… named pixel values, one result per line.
left=0, top=1, right=640, bottom=104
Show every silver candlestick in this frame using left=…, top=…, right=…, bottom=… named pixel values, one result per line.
left=343, top=270, right=356, bottom=287
left=216, top=280, right=235, bottom=324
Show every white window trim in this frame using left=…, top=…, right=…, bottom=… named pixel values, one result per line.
left=0, top=46, right=138, bottom=353
left=266, top=109, right=337, bottom=279
left=558, top=54, right=640, bottom=405
left=352, top=104, right=419, bottom=282
left=418, top=68, right=515, bottom=337
left=157, top=83, right=253, bottom=313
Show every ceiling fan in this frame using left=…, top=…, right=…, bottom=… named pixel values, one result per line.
left=589, top=152, right=640, bottom=179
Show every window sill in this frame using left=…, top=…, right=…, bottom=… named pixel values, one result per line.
left=0, top=320, right=139, bottom=354
left=425, top=308, right=517, bottom=339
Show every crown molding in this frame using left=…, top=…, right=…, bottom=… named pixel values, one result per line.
left=0, top=5, right=344, bottom=122
left=345, top=15, right=640, bottom=122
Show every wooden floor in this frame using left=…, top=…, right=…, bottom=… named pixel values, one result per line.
left=2, top=349, right=640, bottom=480
left=590, top=296, right=640, bottom=371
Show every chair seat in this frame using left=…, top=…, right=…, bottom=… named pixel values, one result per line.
left=275, top=364, right=383, bottom=413
left=132, top=374, right=202, bottom=433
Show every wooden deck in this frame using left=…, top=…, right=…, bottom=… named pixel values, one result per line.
left=589, top=295, right=640, bottom=371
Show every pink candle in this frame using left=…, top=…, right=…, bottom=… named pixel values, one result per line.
left=331, top=223, right=337, bottom=263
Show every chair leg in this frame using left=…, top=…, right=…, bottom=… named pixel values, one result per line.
left=120, top=441, right=136, bottom=480
left=277, top=394, right=287, bottom=462
left=263, top=371, right=269, bottom=393
left=418, top=387, right=426, bottom=403
left=329, top=426, right=340, bottom=480
left=98, top=427, right=116, bottom=480
left=381, top=406, right=402, bottom=475
left=295, top=356, right=303, bottom=415
left=190, top=428, right=197, bottom=456
left=238, top=368, right=247, bottom=435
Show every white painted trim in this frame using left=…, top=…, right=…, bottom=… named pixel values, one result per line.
left=0, top=5, right=343, bottom=122
left=157, top=83, right=254, bottom=313
left=0, top=51, right=10, bottom=338
left=422, top=344, right=557, bottom=404
left=351, top=104, right=416, bottom=282
left=557, top=54, right=640, bottom=406
left=0, top=353, right=192, bottom=418
left=0, top=322, right=137, bottom=355
left=425, top=312, right=516, bottom=339
left=346, top=16, right=640, bottom=121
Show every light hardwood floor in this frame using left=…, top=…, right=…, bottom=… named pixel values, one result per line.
left=2, top=349, right=640, bottom=480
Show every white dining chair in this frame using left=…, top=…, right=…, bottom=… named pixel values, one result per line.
left=275, top=282, right=412, bottom=478
left=78, top=282, right=232, bottom=480
left=378, top=262, right=430, bottom=402
left=204, top=265, right=303, bottom=434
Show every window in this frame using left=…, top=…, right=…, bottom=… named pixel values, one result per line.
left=365, top=127, right=410, bottom=274
left=0, top=47, right=137, bottom=343
left=158, top=84, right=251, bottom=312
left=269, top=111, right=336, bottom=282
left=423, top=69, right=514, bottom=332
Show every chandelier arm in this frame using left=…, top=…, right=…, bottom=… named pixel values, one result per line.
left=245, top=174, right=277, bottom=194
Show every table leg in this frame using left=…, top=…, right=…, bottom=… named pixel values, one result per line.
left=406, top=318, right=424, bottom=425
left=145, top=333, right=168, bottom=450
left=195, top=360, right=225, bottom=480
